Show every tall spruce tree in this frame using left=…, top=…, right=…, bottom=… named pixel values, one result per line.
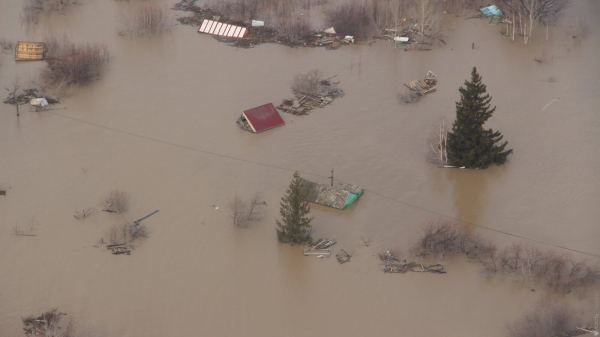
left=276, top=171, right=313, bottom=244
left=447, top=67, right=513, bottom=168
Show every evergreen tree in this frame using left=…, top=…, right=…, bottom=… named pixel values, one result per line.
left=447, top=67, right=513, bottom=168
left=276, top=171, right=313, bottom=244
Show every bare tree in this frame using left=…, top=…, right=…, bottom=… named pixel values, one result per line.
left=101, top=189, right=130, bottom=213
left=410, top=0, right=440, bottom=39
left=503, top=0, right=571, bottom=44
left=565, top=15, right=589, bottom=39
left=5, top=77, right=23, bottom=117
left=429, top=117, right=448, bottom=164
left=247, top=192, right=267, bottom=221
left=227, top=194, right=249, bottom=227
left=508, top=297, right=579, bottom=337
left=292, top=69, right=328, bottom=95
left=73, top=207, right=95, bottom=220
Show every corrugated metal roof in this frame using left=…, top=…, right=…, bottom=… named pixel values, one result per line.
left=198, top=20, right=248, bottom=38
left=300, top=179, right=364, bottom=210
left=242, top=103, right=285, bottom=133
left=15, top=41, right=44, bottom=61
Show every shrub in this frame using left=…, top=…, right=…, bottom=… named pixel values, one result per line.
left=101, top=188, right=130, bottom=213
left=508, top=298, right=579, bottom=337
left=118, top=4, right=170, bottom=37
left=291, top=69, right=333, bottom=95
left=41, top=33, right=110, bottom=86
left=107, top=222, right=149, bottom=244
left=274, top=16, right=312, bottom=42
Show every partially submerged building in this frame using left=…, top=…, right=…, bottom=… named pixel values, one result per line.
left=237, top=103, right=285, bottom=133
left=300, top=179, right=364, bottom=210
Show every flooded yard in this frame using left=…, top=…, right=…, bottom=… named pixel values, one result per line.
left=1, top=0, right=599, bottom=336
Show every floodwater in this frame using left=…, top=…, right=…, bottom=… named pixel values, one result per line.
left=1, top=0, right=599, bottom=336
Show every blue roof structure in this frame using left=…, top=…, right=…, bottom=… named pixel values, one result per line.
left=480, top=5, right=502, bottom=17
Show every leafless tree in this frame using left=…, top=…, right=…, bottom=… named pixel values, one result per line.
left=502, top=0, right=571, bottom=44
left=20, top=0, right=40, bottom=25
left=410, top=0, right=440, bottom=39
left=429, top=117, right=448, bottom=164
left=326, top=0, right=373, bottom=39
left=565, top=15, right=589, bottom=39
left=4, top=77, right=23, bottom=117
left=118, top=4, right=171, bottom=37
left=247, top=192, right=267, bottom=221
left=41, top=32, right=110, bottom=87
left=101, top=189, right=130, bottom=213
left=508, top=297, right=579, bottom=337
left=227, top=194, right=249, bottom=227
left=273, top=16, right=312, bottom=42
left=73, top=207, right=96, bottom=220
left=292, top=69, right=329, bottom=95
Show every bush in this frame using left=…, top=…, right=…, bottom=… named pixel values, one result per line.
left=325, top=0, right=373, bottom=39
left=291, top=69, right=334, bottom=95
left=274, top=16, right=312, bottom=43
left=101, top=188, right=130, bottom=213
left=41, top=33, right=110, bottom=86
left=20, top=1, right=40, bottom=25
left=508, top=298, right=579, bottom=337
left=118, top=4, right=170, bottom=37
left=107, top=222, right=149, bottom=245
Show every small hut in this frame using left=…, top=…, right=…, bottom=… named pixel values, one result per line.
left=299, top=179, right=363, bottom=210
left=237, top=103, right=285, bottom=133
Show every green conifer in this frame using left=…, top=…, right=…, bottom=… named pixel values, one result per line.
left=276, top=171, right=313, bottom=244
left=447, top=67, right=513, bottom=168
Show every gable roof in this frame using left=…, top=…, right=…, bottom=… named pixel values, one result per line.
left=243, top=103, right=285, bottom=133
left=300, top=179, right=364, bottom=210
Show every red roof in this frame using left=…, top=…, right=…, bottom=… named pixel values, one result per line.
left=243, top=103, right=285, bottom=133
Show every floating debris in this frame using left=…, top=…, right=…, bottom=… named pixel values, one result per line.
left=405, top=71, right=438, bottom=95
left=336, top=249, right=352, bottom=264
left=303, top=249, right=330, bottom=256
left=15, top=41, right=44, bottom=61
left=312, top=237, right=337, bottom=250
left=378, top=251, right=446, bottom=274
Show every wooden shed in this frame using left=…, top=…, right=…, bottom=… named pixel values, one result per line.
left=15, top=41, right=44, bottom=61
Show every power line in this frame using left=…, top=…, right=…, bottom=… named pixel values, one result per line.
left=47, top=111, right=600, bottom=258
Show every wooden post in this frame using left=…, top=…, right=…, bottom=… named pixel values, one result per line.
left=331, top=168, right=334, bottom=186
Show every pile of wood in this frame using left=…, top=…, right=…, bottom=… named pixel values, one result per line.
left=405, top=71, right=438, bottom=95
left=277, top=90, right=343, bottom=115
left=378, top=251, right=446, bottom=274
left=107, top=243, right=131, bottom=255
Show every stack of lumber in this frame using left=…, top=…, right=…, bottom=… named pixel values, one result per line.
left=15, top=41, right=44, bottom=61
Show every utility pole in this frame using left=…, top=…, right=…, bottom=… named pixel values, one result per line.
left=330, top=168, right=334, bottom=186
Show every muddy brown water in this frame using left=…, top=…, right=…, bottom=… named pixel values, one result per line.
left=1, top=0, right=599, bottom=336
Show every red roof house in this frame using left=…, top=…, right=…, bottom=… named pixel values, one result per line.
left=241, top=103, right=285, bottom=133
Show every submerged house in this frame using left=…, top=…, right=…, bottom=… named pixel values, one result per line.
left=237, top=103, right=285, bottom=133
left=300, top=179, right=364, bottom=210
left=480, top=5, right=502, bottom=17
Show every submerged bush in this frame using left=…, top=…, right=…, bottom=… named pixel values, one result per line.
left=118, top=4, right=170, bottom=37
left=41, top=33, right=110, bottom=86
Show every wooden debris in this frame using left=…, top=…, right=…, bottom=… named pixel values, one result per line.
left=336, top=249, right=352, bottom=264
left=277, top=90, right=343, bottom=116
left=133, top=210, right=159, bottom=227
left=303, top=249, right=330, bottom=256
left=15, top=41, right=44, bottom=61
left=312, top=237, right=337, bottom=250
left=378, top=251, right=446, bottom=274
